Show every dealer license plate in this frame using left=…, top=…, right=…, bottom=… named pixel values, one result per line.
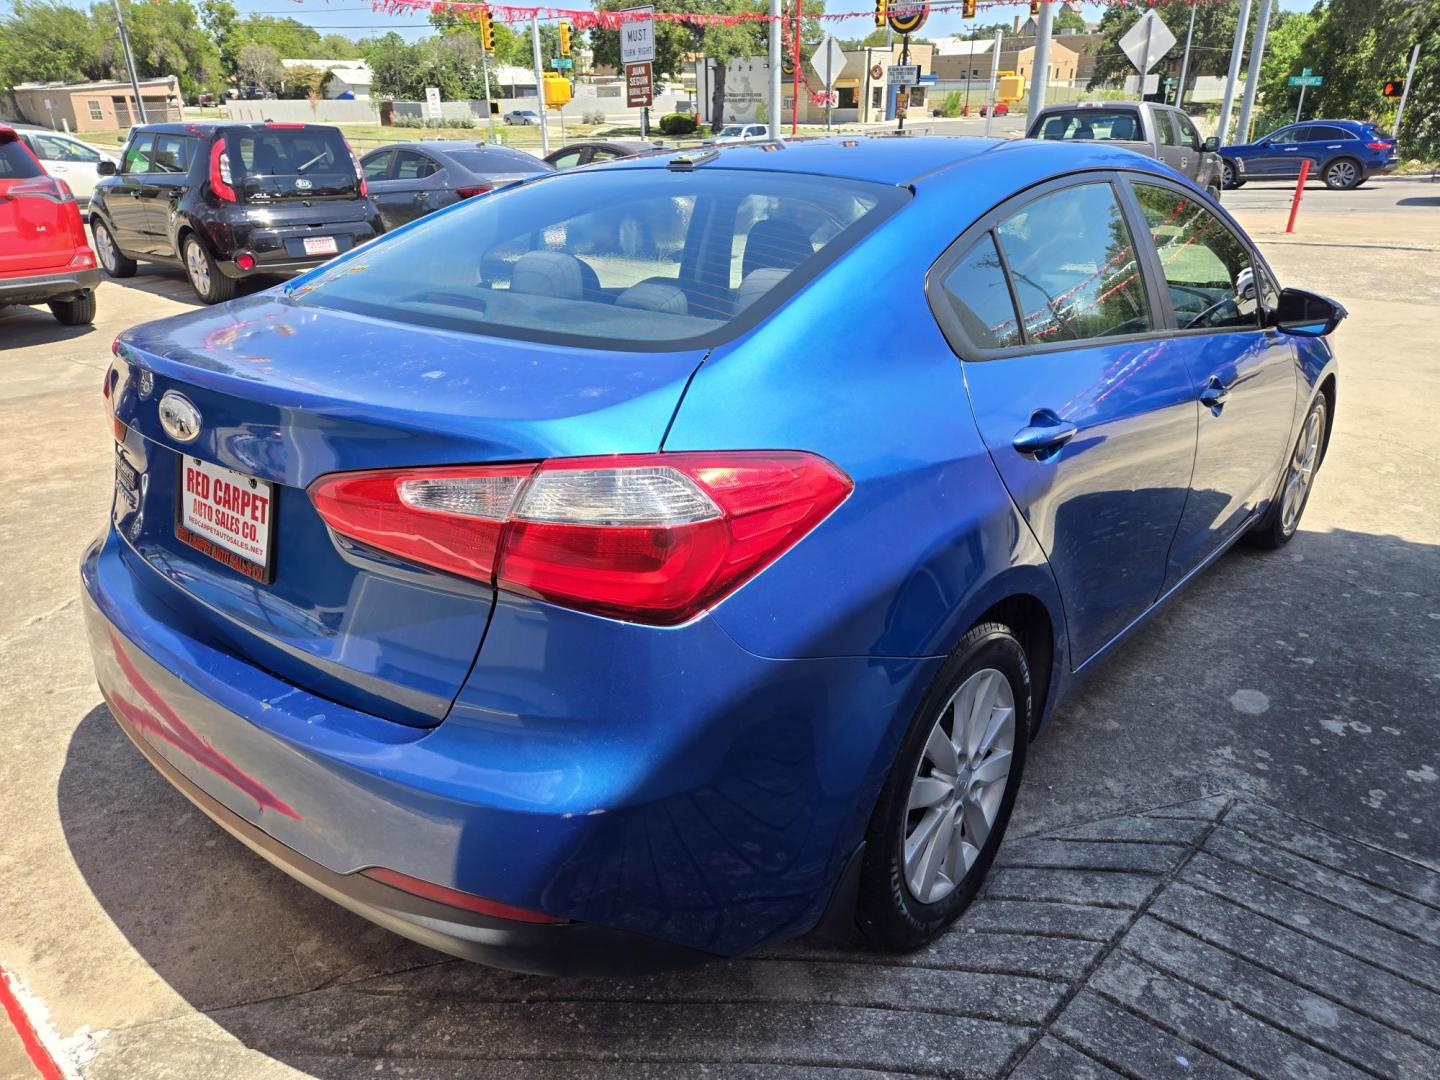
left=175, top=455, right=275, bottom=582
left=303, top=235, right=339, bottom=256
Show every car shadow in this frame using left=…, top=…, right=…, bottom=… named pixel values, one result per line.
left=56, top=522, right=1440, bottom=1073
left=0, top=307, right=98, bottom=352
left=1396, top=196, right=1440, bottom=207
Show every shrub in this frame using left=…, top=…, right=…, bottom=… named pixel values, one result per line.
left=390, top=114, right=424, bottom=128
left=940, top=91, right=963, bottom=118
left=658, top=112, right=698, bottom=135
left=583, top=109, right=606, bottom=125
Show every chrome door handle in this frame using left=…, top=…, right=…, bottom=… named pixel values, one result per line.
left=1012, top=411, right=1078, bottom=458
left=1200, top=377, right=1230, bottom=408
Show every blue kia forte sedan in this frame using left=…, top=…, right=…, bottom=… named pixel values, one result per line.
left=84, top=136, right=1343, bottom=974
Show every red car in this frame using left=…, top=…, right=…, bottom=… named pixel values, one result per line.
left=1, top=124, right=99, bottom=325
left=979, top=102, right=1011, bottom=118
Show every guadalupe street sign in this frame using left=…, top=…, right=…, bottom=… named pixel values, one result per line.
left=1288, top=74, right=1324, bottom=87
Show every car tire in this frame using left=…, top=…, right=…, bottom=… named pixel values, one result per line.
left=92, top=220, right=136, bottom=278
left=182, top=234, right=236, bottom=305
left=855, top=622, right=1030, bottom=952
left=1246, top=393, right=1328, bottom=550
left=1323, top=157, right=1361, bottom=190
left=1221, top=160, right=1245, bottom=189
left=48, top=292, right=96, bottom=326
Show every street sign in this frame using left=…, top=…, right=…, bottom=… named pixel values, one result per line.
left=886, top=1, right=928, bottom=35
left=423, top=86, right=442, bottom=120
left=1119, top=10, right=1176, bottom=74
left=620, top=6, right=655, bottom=66
left=811, top=35, right=847, bottom=90
left=625, top=62, right=653, bottom=108
left=1287, top=74, right=1323, bottom=87
left=887, top=64, right=920, bottom=85
left=551, top=58, right=574, bottom=70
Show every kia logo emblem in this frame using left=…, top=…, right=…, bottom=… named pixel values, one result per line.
left=158, top=391, right=202, bottom=443
left=295, top=177, right=313, bottom=190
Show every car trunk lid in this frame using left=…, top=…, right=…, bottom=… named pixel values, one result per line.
left=225, top=124, right=363, bottom=205
left=110, top=294, right=705, bottom=727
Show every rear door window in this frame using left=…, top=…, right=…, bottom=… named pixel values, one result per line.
left=0, top=139, right=43, bottom=178
left=33, top=134, right=101, bottom=163
left=151, top=133, right=190, bottom=173
left=994, top=182, right=1151, bottom=344
left=1156, top=111, right=1180, bottom=146
left=122, top=134, right=154, bottom=174
left=292, top=169, right=904, bottom=349
left=1133, top=182, right=1259, bottom=331
left=363, top=151, right=394, bottom=181
left=933, top=234, right=1023, bottom=349
left=394, top=151, right=439, bottom=180
left=547, top=148, right=583, bottom=169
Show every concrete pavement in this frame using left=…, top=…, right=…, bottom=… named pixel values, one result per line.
left=0, top=174, right=1436, bottom=1078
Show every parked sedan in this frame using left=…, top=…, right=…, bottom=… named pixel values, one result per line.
left=542, top=139, right=659, bottom=170
left=1221, top=119, right=1397, bottom=190
left=361, top=142, right=552, bottom=231
left=503, top=110, right=541, bottom=125
left=9, top=126, right=118, bottom=214
left=89, top=137, right=1341, bottom=976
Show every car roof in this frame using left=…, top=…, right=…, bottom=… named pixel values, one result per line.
left=126, top=121, right=341, bottom=136
left=598, top=133, right=1171, bottom=188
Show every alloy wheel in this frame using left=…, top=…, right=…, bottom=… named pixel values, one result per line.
left=185, top=239, right=211, bottom=298
left=1222, top=161, right=1234, bottom=188
left=1280, top=405, right=1324, bottom=535
left=902, top=667, right=1015, bottom=905
left=95, top=225, right=116, bottom=273
left=1327, top=160, right=1357, bottom=188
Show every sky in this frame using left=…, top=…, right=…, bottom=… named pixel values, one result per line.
left=210, top=0, right=1320, bottom=46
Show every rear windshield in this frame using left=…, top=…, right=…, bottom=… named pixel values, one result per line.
left=290, top=168, right=905, bottom=349
left=0, top=140, right=43, bottom=179
left=1035, top=110, right=1143, bottom=141
left=224, top=126, right=356, bottom=199
left=444, top=147, right=550, bottom=174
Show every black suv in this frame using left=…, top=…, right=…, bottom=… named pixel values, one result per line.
left=90, top=122, right=382, bottom=303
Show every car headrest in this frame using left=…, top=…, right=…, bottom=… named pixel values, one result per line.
left=616, top=281, right=688, bottom=315
left=511, top=251, right=585, bottom=300
left=742, top=218, right=813, bottom=279
left=733, top=268, right=789, bottom=315
left=1074, top=124, right=1095, bottom=140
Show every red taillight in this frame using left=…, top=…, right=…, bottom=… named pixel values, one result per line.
left=1366, top=141, right=1393, bottom=150
left=209, top=140, right=236, bottom=202
left=360, top=867, right=570, bottom=923
left=265, top=122, right=305, bottom=129
left=308, top=452, right=852, bottom=625
left=235, top=252, right=255, bottom=271
left=455, top=184, right=493, bottom=199
left=346, top=140, right=367, bottom=197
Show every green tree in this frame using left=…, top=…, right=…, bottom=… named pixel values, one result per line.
left=236, top=42, right=283, bottom=94
left=317, top=34, right=363, bottom=60
left=1089, top=0, right=1252, bottom=90
left=280, top=63, right=332, bottom=100
left=200, top=0, right=240, bottom=78
left=97, top=0, right=222, bottom=97
left=0, top=0, right=105, bottom=90
left=1255, top=11, right=1319, bottom=128
left=364, top=32, right=422, bottom=99
left=1054, top=8, right=1088, bottom=35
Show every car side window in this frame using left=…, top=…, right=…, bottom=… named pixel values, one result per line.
left=1133, top=183, right=1259, bottom=331
left=363, top=151, right=394, bottom=181
left=1156, top=111, right=1180, bottom=146
left=994, top=182, right=1152, bottom=344
left=122, top=134, right=154, bottom=175
left=548, top=149, right=583, bottom=170
left=1307, top=125, right=1346, bottom=142
left=934, top=233, right=1023, bottom=349
left=394, top=151, right=438, bottom=180
left=34, top=134, right=100, bottom=162
left=151, top=133, right=188, bottom=173
left=1175, top=112, right=1201, bottom=150
left=590, top=148, right=625, bottom=162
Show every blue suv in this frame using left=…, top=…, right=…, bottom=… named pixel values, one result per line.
left=1221, top=119, right=1397, bottom=190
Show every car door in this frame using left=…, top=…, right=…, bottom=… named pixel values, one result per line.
left=107, top=132, right=155, bottom=251
left=1297, top=124, right=1349, bottom=175
left=368, top=150, right=440, bottom=229
left=1172, top=110, right=1211, bottom=185
left=1124, top=178, right=1298, bottom=582
left=137, top=131, right=192, bottom=255
left=932, top=177, right=1200, bottom=663
left=1151, top=107, right=1192, bottom=176
left=1250, top=125, right=1309, bottom=177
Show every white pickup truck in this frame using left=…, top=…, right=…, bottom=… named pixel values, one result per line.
left=1027, top=101, right=1224, bottom=201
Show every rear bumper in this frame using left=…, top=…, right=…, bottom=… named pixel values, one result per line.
left=82, top=525, right=936, bottom=968
left=216, top=255, right=334, bottom=280
left=0, top=266, right=100, bottom=304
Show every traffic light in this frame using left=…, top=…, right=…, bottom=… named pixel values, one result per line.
left=1031, top=1, right=1041, bottom=16
left=874, top=0, right=887, bottom=29
left=962, top=0, right=977, bottom=17
left=543, top=72, right=571, bottom=108
left=1383, top=79, right=1404, bottom=98
left=559, top=21, right=571, bottom=58
left=478, top=8, right=495, bottom=55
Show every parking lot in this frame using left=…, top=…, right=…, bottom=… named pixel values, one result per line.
left=1, top=173, right=1438, bottom=1078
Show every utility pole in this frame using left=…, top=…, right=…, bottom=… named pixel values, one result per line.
left=1216, top=0, right=1252, bottom=146
left=479, top=49, right=498, bottom=144
left=111, top=0, right=147, bottom=125
left=1235, top=0, right=1272, bottom=146
left=530, top=14, right=549, bottom=156
left=768, top=0, right=782, bottom=139
left=1026, top=0, right=1054, bottom=132
left=791, top=0, right=802, bottom=135
left=984, top=29, right=1002, bottom=137
left=1175, top=0, right=1198, bottom=108
left=1395, top=42, right=1422, bottom=142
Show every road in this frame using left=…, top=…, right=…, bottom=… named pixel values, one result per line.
left=0, top=172, right=1436, bottom=1079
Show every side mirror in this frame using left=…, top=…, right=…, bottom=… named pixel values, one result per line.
left=1268, top=287, right=1347, bottom=337
left=1202, top=135, right=1220, bottom=153
left=97, top=160, right=117, bottom=176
